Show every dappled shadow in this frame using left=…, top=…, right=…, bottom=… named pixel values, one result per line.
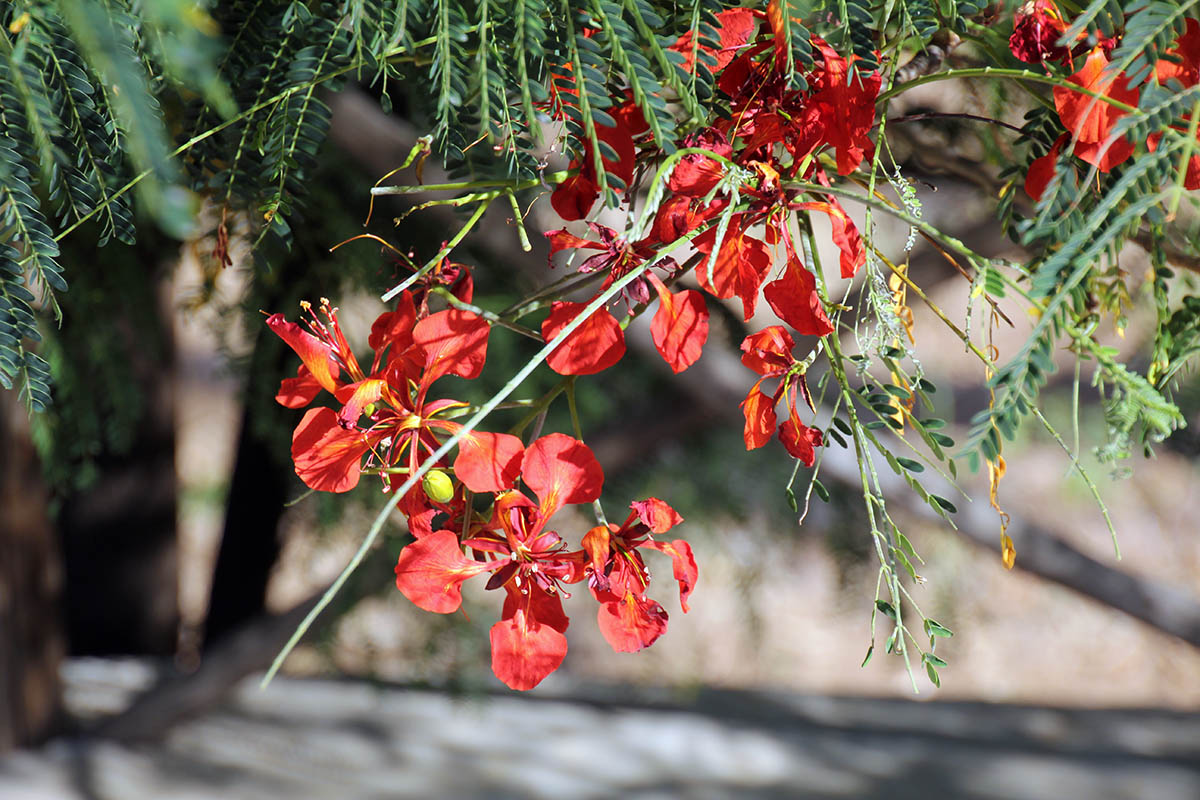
left=6, top=674, right=1197, bottom=799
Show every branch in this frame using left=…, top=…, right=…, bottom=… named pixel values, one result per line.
left=97, top=593, right=324, bottom=743
left=1132, top=229, right=1200, bottom=276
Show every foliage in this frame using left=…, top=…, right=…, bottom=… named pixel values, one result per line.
left=5, top=0, right=1200, bottom=691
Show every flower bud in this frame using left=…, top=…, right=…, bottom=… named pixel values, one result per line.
left=421, top=469, right=455, bottom=504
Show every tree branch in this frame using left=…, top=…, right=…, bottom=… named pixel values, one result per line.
left=97, top=593, right=324, bottom=743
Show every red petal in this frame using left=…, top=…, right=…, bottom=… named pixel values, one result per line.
left=642, top=539, right=698, bottom=613
left=826, top=201, right=866, bottom=279
left=740, top=382, right=777, bottom=450
left=545, top=228, right=605, bottom=264
left=740, top=326, right=796, bottom=375
left=551, top=174, right=600, bottom=221
left=413, top=309, right=490, bottom=384
left=336, top=378, right=385, bottom=427
left=266, top=314, right=340, bottom=394
left=648, top=276, right=709, bottom=374
left=668, top=131, right=731, bottom=197
left=291, top=407, right=375, bottom=493
left=631, top=497, right=683, bottom=533
left=779, top=414, right=823, bottom=467
left=276, top=365, right=323, bottom=408
left=543, top=301, right=626, bottom=375
left=394, top=530, right=491, bottom=613
left=581, top=524, right=612, bottom=588
left=454, top=430, right=525, bottom=493
left=502, top=582, right=570, bottom=633
left=649, top=194, right=728, bottom=244
left=368, top=292, right=417, bottom=354
left=490, top=590, right=570, bottom=690
left=597, top=593, right=668, bottom=653
left=668, top=158, right=725, bottom=198
left=1054, top=48, right=1139, bottom=140
left=693, top=222, right=772, bottom=319
left=405, top=507, right=440, bottom=539
left=1071, top=135, right=1136, bottom=173
left=1053, top=48, right=1138, bottom=171
left=522, top=433, right=604, bottom=513
left=1156, top=18, right=1200, bottom=87
left=669, top=7, right=755, bottom=73
left=795, top=200, right=864, bottom=279
left=763, top=253, right=835, bottom=337
left=1025, top=136, right=1066, bottom=201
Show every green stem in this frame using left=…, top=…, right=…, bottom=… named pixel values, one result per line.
left=807, top=213, right=917, bottom=693
left=46, top=39, right=425, bottom=250
left=381, top=200, right=489, bottom=302
left=428, top=287, right=541, bottom=340
left=876, top=67, right=1140, bottom=113
left=370, top=174, right=565, bottom=195
left=506, top=190, right=533, bottom=252
left=785, top=180, right=982, bottom=267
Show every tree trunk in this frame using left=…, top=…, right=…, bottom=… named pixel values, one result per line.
left=0, top=390, right=64, bottom=751
left=202, top=364, right=293, bottom=648
left=54, top=268, right=180, bottom=657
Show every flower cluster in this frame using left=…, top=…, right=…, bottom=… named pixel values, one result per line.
left=1014, top=6, right=1200, bottom=199
left=392, top=434, right=695, bottom=690
left=545, top=4, right=875, bottom=465
left=268, top=5, right=890, bottom=689
left=268, top=282, right=695, bottom=690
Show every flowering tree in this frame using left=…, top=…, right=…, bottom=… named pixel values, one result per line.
left=4, top=1, right=1200, bottom=693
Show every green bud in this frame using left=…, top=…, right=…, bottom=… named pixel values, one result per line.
left=421, top=469, right=455, bottom=503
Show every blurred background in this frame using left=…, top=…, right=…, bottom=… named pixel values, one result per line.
left=2, top=79, right=1199, bottom=799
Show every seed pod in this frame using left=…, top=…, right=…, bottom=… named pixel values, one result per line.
left=421, top=469, right=455, bottom=503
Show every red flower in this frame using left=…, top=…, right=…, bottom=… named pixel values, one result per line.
left=1156, top=18, right=1200, bottom=88
left=1053, top=48, right=1138, bottom=172
left=545, top=223, right=674, bottom=308
left=269, top=293, right=420, bottom=417
left=582, top=498, right=696, bottom=653
left=739, top=326, right=823, bottom=465
left=394, top=433, right=604, bottom=690
left=1147, top=20, right=1200, bottom=190
left=269, top=296, right=525, bottom=500
left=1009, top=1, right=1069, bottom=64
left=804, top=41, right=882, bottom=176
left=545, top=226, right=708, bottom=373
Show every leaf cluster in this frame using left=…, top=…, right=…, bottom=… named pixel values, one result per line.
left=981, top=3, right=1200, bottom=469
